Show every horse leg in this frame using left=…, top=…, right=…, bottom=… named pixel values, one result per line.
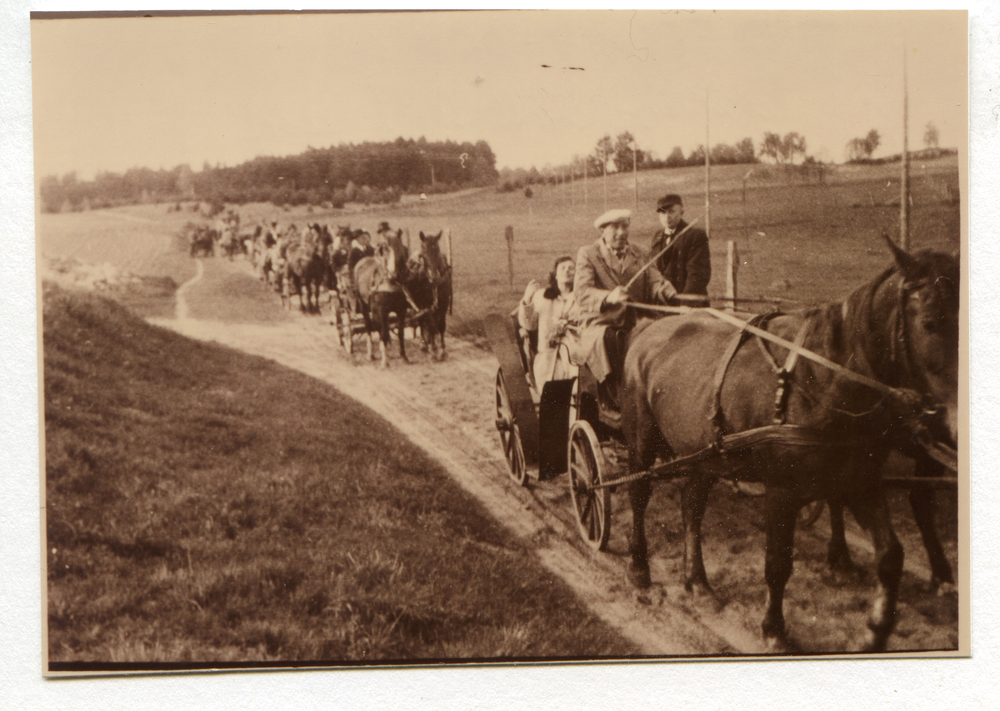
left=760, top=485, right=799, bottom=644
left=397, top=304, right=409, bottom=363
left=422, top=315, right=438, bottom=360
left=376, top=302, right=390, bottom=368
left=626, top=478, right=653, bottom=589
left=910, top=456, right=955, bottom=593
left=623, top=389, right=662, bottom=589
left=419, top=313, right=430, bottom=353
left=361, top=308, right=375, bottom=361
left=681, top=474, right=716, bottom=596
left=847, top=490, right=904, bottom=652
left=436, top=309, right=447, bottom=360
left=826, top=500, right=855, bottom=573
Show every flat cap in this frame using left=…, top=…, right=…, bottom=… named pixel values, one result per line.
left=656, top=194, right=683, bottom=212
left=594, top=209, right=632, bottom=229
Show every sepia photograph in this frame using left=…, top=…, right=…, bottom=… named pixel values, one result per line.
left=31, top=9, right=968, bottom=676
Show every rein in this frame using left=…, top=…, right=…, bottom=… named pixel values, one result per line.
left=628, top=288, right=957, bottom=470
left=628, top=302, right=915, bottom=402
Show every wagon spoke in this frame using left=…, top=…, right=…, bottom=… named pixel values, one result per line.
left=580, top=494, right=593, bottom=524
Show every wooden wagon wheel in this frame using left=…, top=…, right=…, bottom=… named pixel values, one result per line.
left=484, top=313, right=540, bottom=485
left=495, top=369, right=529, bottom=486
left=567, top=420, right=611, bottom=551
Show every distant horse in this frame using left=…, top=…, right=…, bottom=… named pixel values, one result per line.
left=407, top=230, right=452, bottom=361
left=283, top=223, right=331, bottom=313
left=188, top=224, right=215, bottom=258
left=353, top=230, right=410, bottom=368
left=620, top=237, right=958, bottom=652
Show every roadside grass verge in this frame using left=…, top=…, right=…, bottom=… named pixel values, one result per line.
left=44, top=284, right=637, bottom=664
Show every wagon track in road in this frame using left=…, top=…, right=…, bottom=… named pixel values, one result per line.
left=147, top=255, right=958, bottom=656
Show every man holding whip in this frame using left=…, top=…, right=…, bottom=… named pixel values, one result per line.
left=573, top=209, right=680, bottom=412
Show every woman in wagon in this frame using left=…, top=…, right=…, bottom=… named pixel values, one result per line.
left=517, top=255, right=580, bottom=392
left=574, top=208, right=677, bottom=411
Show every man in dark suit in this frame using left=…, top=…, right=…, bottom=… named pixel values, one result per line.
left=651, top=194, right=711, bottom=306
left=574, top=209, right=676, bottom=413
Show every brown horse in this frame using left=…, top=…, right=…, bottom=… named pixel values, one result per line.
left=620, top=238, right=958, bottom=652
left=407, top=231, right=453, bottom=361
left=353, top=231, right=410, bottom=368
left=825, top=241, right=959, bottom=591
left=283, top=223, right=330, bottom=314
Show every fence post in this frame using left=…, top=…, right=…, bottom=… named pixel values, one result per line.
left=725, top=240, right=739, bottom=313
left=505, top=226, right=515, bottom=288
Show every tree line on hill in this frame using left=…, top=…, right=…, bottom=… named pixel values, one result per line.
left=498, top=131, right=764, bottom=192
left=39, top=137, right=499, bottom=214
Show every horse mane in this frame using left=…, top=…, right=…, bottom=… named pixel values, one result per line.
left=806, top=248, right=957, bottom=387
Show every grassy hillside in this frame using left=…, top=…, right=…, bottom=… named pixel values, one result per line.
left=43, top=284, right=637, bottom=666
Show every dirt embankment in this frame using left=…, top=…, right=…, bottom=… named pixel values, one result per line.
left=146, top=255, right=958, bottom=656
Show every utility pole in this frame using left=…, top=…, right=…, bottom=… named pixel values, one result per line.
left=705, top=88, right=711, bottom=237
left=900, top=41, right=910, bottom=250
left=633, top=140, right=639, bottom=211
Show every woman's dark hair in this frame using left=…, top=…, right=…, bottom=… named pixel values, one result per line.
left=544, top=256, right=575, bottom=299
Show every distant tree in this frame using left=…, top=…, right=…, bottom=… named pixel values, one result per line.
left=735, top=137, right=757, bottom=164
left=39, top=175, right=64, bottom=213
left=594, top=134, right=614, bottom=174
left=687, top=144, right=706, bottom=166
left=865, top=129, right=881, bottom=157
left=760, top=132, right=783, bottom=163
left=924, top=122, right=940, bottom=149
left=782, top=132, right=807, bottom=164
left=845, top=129, right=880, bottom=162
left=665, top=146, right=686, bottom=168
left=710, top=143, right=740, bottom=165
left=846, top=137, right=868, bottom=162
left=613, top=131, right=643, bottom=172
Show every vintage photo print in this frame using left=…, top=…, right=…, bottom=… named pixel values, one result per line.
left=32, top=9, right=968, bottom=675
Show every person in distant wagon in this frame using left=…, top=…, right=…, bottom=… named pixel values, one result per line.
left=650, top=193, right=711, bottom=306
left=574, top=209, right=676, bottom=410
left=517, top=256, right=579, bottom=391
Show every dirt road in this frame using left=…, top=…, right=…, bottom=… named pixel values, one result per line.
left=149, top=255, right=959, bottom=656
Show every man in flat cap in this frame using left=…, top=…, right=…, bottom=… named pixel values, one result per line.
left=651, top=194, right=711, bottom=306
left=573, top=209, right=677, bottom=413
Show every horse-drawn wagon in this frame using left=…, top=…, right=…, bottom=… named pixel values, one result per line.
left=485, top=238, right=959, bottom=651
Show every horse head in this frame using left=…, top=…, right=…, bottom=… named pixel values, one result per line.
left=417, top=231, right=449, bottom=283
left=883, top=235, right=960, bottom=446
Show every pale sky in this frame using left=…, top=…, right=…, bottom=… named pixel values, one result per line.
left=31, top=10, right=966, bottom=181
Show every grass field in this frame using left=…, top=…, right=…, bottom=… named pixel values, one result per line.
left=37, top=156, right=960, bottom=338
left=43, top=285, right=638, bottom=663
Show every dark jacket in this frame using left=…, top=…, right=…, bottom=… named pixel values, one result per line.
left=651, top=220, right=711, bottom=297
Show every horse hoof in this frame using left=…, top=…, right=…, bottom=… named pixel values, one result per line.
left=935, top=580, right=957, bottom=597
left=626, top=562, right=652, bottom=589
left=763, top=631, right=796, bottom=654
